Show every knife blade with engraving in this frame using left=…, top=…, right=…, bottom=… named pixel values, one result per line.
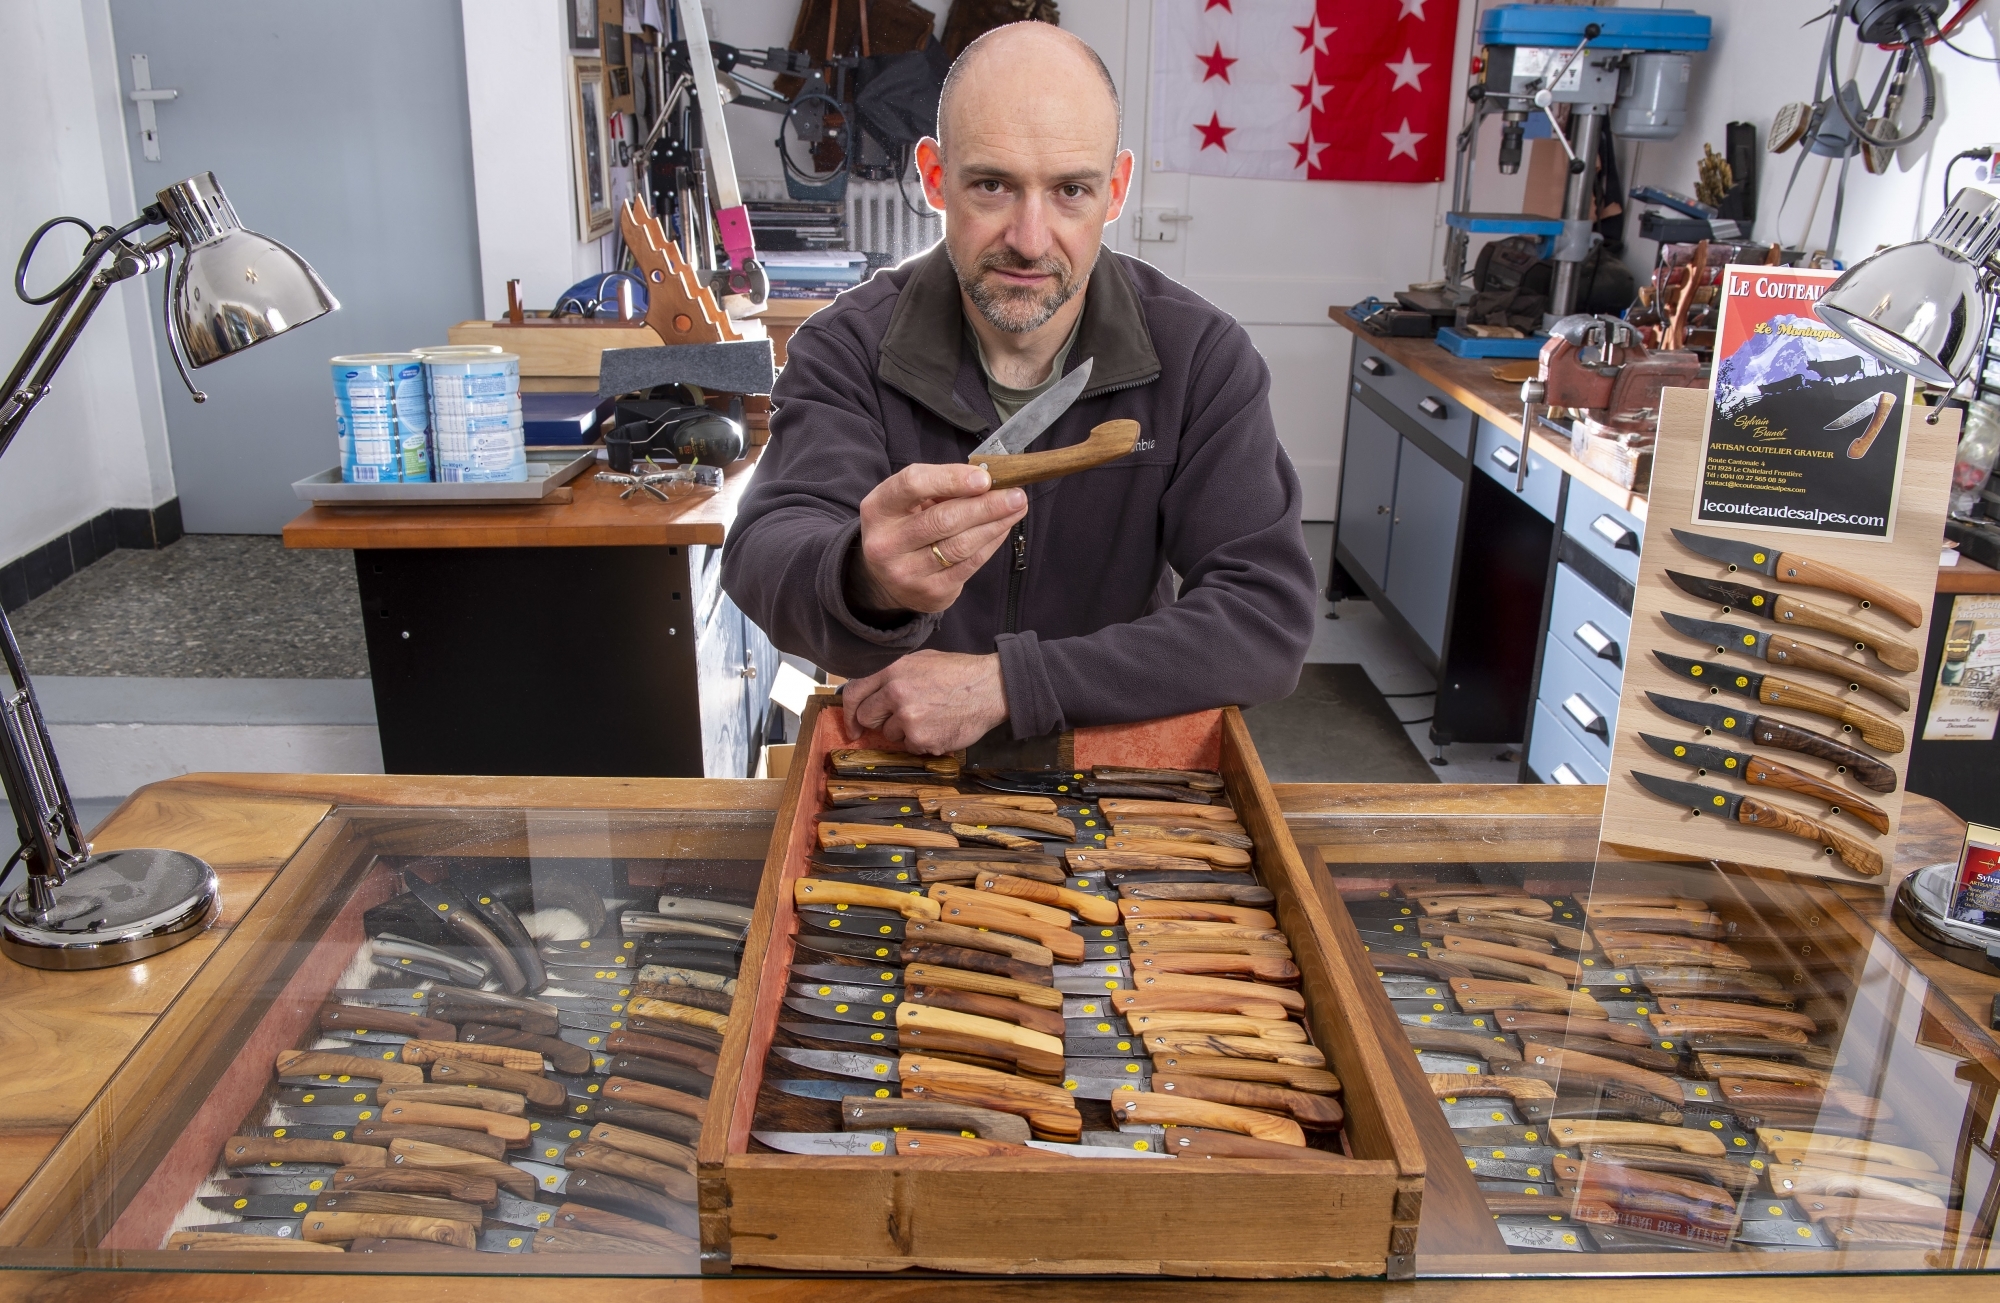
left=1631, top=772, right=1884, bottom=877
left=1636, top=733, right=1890, bottom=834
left=1660, top=612, right=1911, bottom=711
left=1652, top=652, right=1906, bottom=753
left=1670, top=529, right=1925, bottom=629
left=1664, top=571, right=1920, bottom=672
left=1646, top=692, right=1897, bottom=794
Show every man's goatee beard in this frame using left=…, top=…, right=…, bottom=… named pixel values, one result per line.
left=950, top=247, right=1090, bottom=334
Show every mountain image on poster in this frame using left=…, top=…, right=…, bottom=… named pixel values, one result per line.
left=1692, top=268, right=1911, bottom=543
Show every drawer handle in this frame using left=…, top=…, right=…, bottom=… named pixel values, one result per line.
left=1572, top=621, right=1621, bottom=665
left=1417, top=396, right=1447, bottom=419
left=1590, top=514, right=1640, bottom=552
left=1360, top=356, right=1389, bottom=376
left=1561, top=692, right=1609, bottom=740
left=1489, top=444, right=1521, bottom=473
left=1550, top=763, right=1587, bottom=786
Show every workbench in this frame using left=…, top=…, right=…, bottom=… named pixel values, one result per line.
left=1328, top=314, right=1996, bottom=822
left=281, top=447, right=778, bottom=779
left=0, top=773, right=1990, bottom=1297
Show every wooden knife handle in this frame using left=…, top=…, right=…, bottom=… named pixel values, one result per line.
left=1113, top=1091, right=1306, bottom=1146
left=552, top=1202, right=699, bottom=1253
left=900, top=1076, right=1082, bottom=1142
left=1744, top=714, right=1899, bottom=792
left=907, top=988, right=1064, bottom=1038
left=1068, top=848, right=1214, bottom=873
left=348, top=1123, right=506, bottom=1162
left=1440, top=934, right=1580, bottom=980
left=1771, top=550, right=1925, bottom=629
left=1126, top=1011, right=1305, bottom=1041
left=840, top=1098, right=1032, bottom=1143
left=896, top=1002, right=1064, bottom=1056
left=378, top=1082, right=525, bottom=1116
left=930, top=882, right=1073, bottom=928
left=314, top=1190, right=482, bottom=1222
left=1743, top=755, right=1891, bottom=833
left=1448, top=979, right=1605, bottom=1017
left=1494, top=1011, right=1648, bottom=1046
left=1513, top=1045, right=1682, bottom=1103
left=1125, top=919, right=1284, bottom=942
left=1717, top=1075, right=1893, bottom=1120
left=1098, top=797, right=1236, bottom=822
left=1481, top=1194, right=1618, bottom=1224
left=1111, top=988, right=1291, bottom=1020
left=1161, top=1128, right=1352, bottom=1161
left=931, top=898, right=1085, bottom=961
left=1426, top=1073, right=1555, bottom=1103
left=1420, top=896, right=1554, bottom=919
left=1769, top=594, right=1920, bottom=671
left=453, top=1024, right=592, bottom=1075
left=828, top=779, right=960, bottom=802
left=1148, top=1053, right=1340, bottom=1095
left=277, top=1049, right=423, bottom=1085
left=922, top=793, right=1058, bottom=815
left=565, top=1141, right=695, bottom=1201
left=1103, top=837, right=1252, bottom=867
left=936, top=804, right=1077, bottom=839
left=1131, top=952, right=1300, bottom=983
left=566, top=1169, right=694, bottom=1235
left=381, top=1100, right=530, bottom=1141
left=971, top=419, right=1141, bottom=490
left=602, top=1076, right=705, bottom=1119
left=1118, top=898, right=1277, bottom=929
left=1557, top=1157, right=1736, bottom=1210
left=905, top=920, right=1059, bottom=966
left=423, top=996, right=558, bottom=1038
left=225, top=1136, right=386, bottom=1169
left=793, top=876, right=940, bottom=919
left=1122, top=880, right=1277, bottom=907
left=978, top=873, right=1121, bottom=925
left=899, top=1054, right=1076, bottom=1106
left=165, top=1232, right=344, bottom=1253
left=1844, top=391, right=1898, bottom=461
left=1737, top=795, right=1885, bottom=877
left=396, top=1038, right=543, bottom=1074
left=317, top=1005, right=458, bottom=1043
left=329, top=1166, right=497, bottom=1205
left=1758, top=676, right=1906, bottom=752
left=817, top=821, right=960, bottom=850
left=626, top=996, right=730, bottom=1036
left=386, top=1139, right=533, bottom=1198
left=1771, top=1169, right=1946, bottom=1208
left=1664, top=1000, right=1818, bottom=1034
left=891, top=1131, right=1056, bottom=1160
left=1764, top=634, right=1913, bottom=709
left=589, top=1124, right=696, bottom=1173
left=1135, top=971, right=1306, bottom=1011
left=301, top=1210, right=473, bottom=1248
left=1130, top=934, right=1295, bottom=958
left=604, top=1029, right=719, bottom=1077
left=899, top=945, right=1051, bottom=986
left=1140, top=1031, right=1325, bottom=1067
left=425, top=1059, right=565, bottom=1109
left=903, top=963, right=1060, bottom=1008
left=1153, top=1073, right=1344, bottom=1128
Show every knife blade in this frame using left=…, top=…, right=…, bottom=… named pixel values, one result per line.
left=969, top=356, right=1094, bottom=457
left=772, top=1046, right=901, bottom=1083
left=1630, top=771, right=1885, bottom=877
left=1663, top=571, right=1920, bottom=672
left=1653, top=652, right=1906, bottom=753
left=510, top=1160, right=572, bottom=1195
left=210, top=1175, right=337, bottom=1197
left=1661, top=613, right=1913, bottom=711
left=1441, top=1100, right=1524, bottom=1128
left=1645, top=692, right=1897, bottom=794
left=181, top=1219, right=305, bottom=1239
left=1496, top=1220, right=1596, bottom=1251
left=486, top=1193, right=559, bottom=1232
left=199, top=1194, right=322, bottom=1219
left=1670, top=529, right=1924, bottom=629
left=1062, top=1071, right=1152, bottom=1098
left=1635, top=732, right=1892, bottom=834
left=755, top=1130, right=898, bottom=1156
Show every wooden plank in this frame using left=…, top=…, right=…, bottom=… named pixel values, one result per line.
left=444, top=317, right=662, bottom=379
left=1937, top=555, right=2000, bottom=595
left=1279, top=782, right=1604, bottom=865
left=281, top=445, right=762, bottom=550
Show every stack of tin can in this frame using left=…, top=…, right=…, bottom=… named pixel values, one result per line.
left=418, top=345, right=525, bottom=483
left=331, top=354, right=432, bottom=484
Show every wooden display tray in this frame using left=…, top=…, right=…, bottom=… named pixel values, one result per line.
left=697, top=702, right=1427, bottom=1278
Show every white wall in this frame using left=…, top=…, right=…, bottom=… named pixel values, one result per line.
left=461, top=0, right=615, bottom=319
left=0, top=0, right=176, bottom=567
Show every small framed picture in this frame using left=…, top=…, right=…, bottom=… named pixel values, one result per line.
left=611, top=65, right=632, bottom=101
left=566, top=0, right=598, bottom=50
left=570, top=57, right=615, bottom=240
left=604, top=21, right=627, bottom=66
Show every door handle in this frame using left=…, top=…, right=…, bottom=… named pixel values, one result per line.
left=1417, top=396, right=1447, bottom=419
left=1572, top=621, right=1621, bottom=665
left=740, top=657, right=758, bottom=679
left=1589, top=514, right=1640, bottom=553
left=1489, top=444, right=1521, bottom=474
left=128, top=54, right=180, bottom=163
left=1550, top=763, right=1587, bottom=785
left=1561, top=692, right=1609, bottom=741
left=1360, top=356, right=1389, bottom=376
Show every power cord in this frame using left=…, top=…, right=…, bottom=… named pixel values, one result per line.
left=1945, top=147, right=1998, bottom=209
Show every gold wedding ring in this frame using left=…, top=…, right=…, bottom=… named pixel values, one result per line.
left=931, top=544, right=954, bottom=570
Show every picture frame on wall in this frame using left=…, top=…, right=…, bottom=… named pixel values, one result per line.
left=567, top=0, right=598, bottom=50
left=570, top=57, right=615, bottom=240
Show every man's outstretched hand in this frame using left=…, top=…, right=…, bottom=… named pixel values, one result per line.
left=844, top=651, right=1009, bottom=755
left=848, top=463, right=1028, bottom=615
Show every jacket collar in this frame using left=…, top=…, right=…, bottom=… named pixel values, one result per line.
left=877, top=244, right=1162, bottom=435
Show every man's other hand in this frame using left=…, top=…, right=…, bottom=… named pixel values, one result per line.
left=844, top=651, right=1009, bottom=755
left=849, top=463, right=1028, bottom=614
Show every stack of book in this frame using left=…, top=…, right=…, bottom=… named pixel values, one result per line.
left=747, top=200, right=846, bottom=251
left=762, top=250, right=870, bottom=300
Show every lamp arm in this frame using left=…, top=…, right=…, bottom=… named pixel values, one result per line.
left=0, top=244, right=161, bottom=462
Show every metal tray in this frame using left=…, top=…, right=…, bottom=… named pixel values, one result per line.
left=291, top=448, right=594, bottom=504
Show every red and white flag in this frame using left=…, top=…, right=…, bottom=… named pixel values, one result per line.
left=1148, top=0, right=1459, bottom=183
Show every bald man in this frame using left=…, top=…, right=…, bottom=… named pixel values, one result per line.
left=721, top=22, right=1317, bottom=754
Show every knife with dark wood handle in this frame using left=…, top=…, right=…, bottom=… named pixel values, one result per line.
left=1763, top=632, right=1913, bottom=708
left=1574, top=1143, right=1759, bottom=1192
left=1439, top=934, right=1580, bottom=980
left=1113, top=1091, right=1307, bottom=1146
left=300, top=1210, right=474, bottom=1247
left=552, top=1202, right=697, bottom=1252
left=1403, top=1023, right=1523, bottom=1063
left=902, top=963, right=1061, bottom=1007
left=1481, top=1193, right=1618, bottom=1223
left=971, top=419, right=1142, bottom=490
left=1499, top=1045, right=1682, bottom=1103
left=567, top=1169, right=696, bottom=1235
left=1740, top=755, right=1892, bottom=834
left=423, top=994, right=559, bottom=1037
left=1564, top=1178, right=1740, bottom=1232
left=589, top=1124, right=694, bottom=1173
left=276, top=1049, right=423, bottom=1085
left=1754, top=675, right=1906, bottom=752
left=1513, top=1029, right=1676, bottom=1072
left=604, top=1029, right=719, bottom=1077
left=317, top=1004, right=458, bottom=1043
left=1149, top=1053, right=1340, bottom=1095
left=377, top=1082, right=525, bottom=1116
left=532, top=1226, right=685, bottom=1255
left=906, top=987, right=1064, bottom=1038
left=565, top=1141, right=695, bottom=1201
left=1161, top=1128, right=1354, bottom=1161
left=425, top=1058, right=566, bottom=1108
left=1768, top=593, right=1921, bottom=671
left=905, top=918, right=1063, bottom=965
left=1369, top=953, right=1477, bottom=983
left=1551, top=1156, right=1737, bottom=1212
left=225, top=1136, right=385, bottom=1169
left=1152, top=1073, right=1344, bottom=1127
left=840, top=1098, right=1032, bottom=1143
left=1119, top=880, right=1276, bottom=907
left=1650, top=1014, right=1808, bottom=1042
left=329, top=1166, right=497, bottom=1205
left=1717, top=1076, right=1891, bottom=1120
left=1102, top=837, right=1252, bottom=868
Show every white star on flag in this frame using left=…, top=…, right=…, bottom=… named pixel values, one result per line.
left=1385, top=49, right=1431, bottom=92
left=1291, top=135, right=1328, bottom=170
left=1397, top=0, right=1429, bottom=18
left=1382, top=118, right=1426, bottom=160
left=1294, top=18, right=1335, bottom=53
left=1291, top=78, right=1332, bottom=112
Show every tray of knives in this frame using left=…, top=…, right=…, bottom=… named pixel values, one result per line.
left=138, top=846, right=757, bottom=1262
left=1350, top=873, right=1972, bottom=1263
left=701, top=702, right=1426, bottom=1277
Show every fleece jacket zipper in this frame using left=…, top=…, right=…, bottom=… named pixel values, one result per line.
left=1004, top=521, right=1027, bottom=633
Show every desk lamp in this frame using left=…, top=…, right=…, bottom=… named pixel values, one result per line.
left=1816, top=185, right=2000, bottom=975
left=0, top=172, right=336, bottom=969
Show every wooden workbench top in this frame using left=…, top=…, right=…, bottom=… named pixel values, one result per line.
left=281, top=444, right=763, bottom=550
left=0, top=775, right=1987, bottom=1297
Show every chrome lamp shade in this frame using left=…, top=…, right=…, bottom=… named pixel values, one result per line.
left=1817, top=185, right=2000, bottom=388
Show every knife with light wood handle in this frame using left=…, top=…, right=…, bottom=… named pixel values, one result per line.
left=1127, top=1011, right=1305, bottom=1041
left=564, top=1141, right=695, bottom=1200
left=892, top=1131, right=1063, bottom=1160
left=1512, top=1030, right=1676, bottom=1072
left=1140, top=1031, right=1325, bottom=1067
left=896, top=1002, right=1064, bottom=1057
left=1767, top=1153, right=1954, bottom=1191
left=974, top=872, right=1121, bottom=925
left=926, top=899, right=1084, bottom=962
left=817, top=822, right=961, bottom=850
left=1150, top=1053, right=1339, bottom=1094
left=1448, top=978, right=1605, bottom=1017
left=1151, top=1073, right=1342, bottom=1127
left=1426, top=1073, right=1555, bottom=1120
left=1755, top=1129, right=1934, bottom=1170
left=1111, top=988, right=1290, bottom=1020
left=1545, top=1119, right=1724, bottom=1155
left=1160, top=1128, right=1353, bottom=1161
left=1133, top=971, right=1305, bottom=1010
left=387, top=1139, right=534, bottom=1198
left=377, top=1082, right=524, bottom=1115
left=1770, top=1167, right=1944, bottom=1208
left=1118, top=898, right=1277, bottom=929
left=906, top=987, right=1064, bottom=1038
left=903, top=920, right=1058, bottom=966
left=380, top=1100, right=530, bottom=1142
left=312, top=1190, right=483, bottom=1223
left=300, top=1210, right=475, bottom=1248
left=1131, top=952, right=1300, bottom=983
left=1695, top=1054, right=1841, bottom=1089
left=1131, top=934, right=1295, bottom=958
left=276, top=1049, right=423, bottom=1085
left=1650, top=1014, right=1808, bottom=1042
left=903, top=963, right=1062, bottom=1008
left=971, top=419, right=1142, bottom=490
left=425, top=1058, right=566, bottom=1108
left=929, top=882, right=1072, bottom=928
left=794, top=877, right=941, bottom=919
left=1764, top=631, right=1915, bottom=707
left=1420, top=896, right=1554, bottom=919
left=327, top=1167, right=499, bottom=1205
left=589, top=1125, right=695, bottom=1174
left=1793, top=1196, right=1951, bottom=1227
left=1403, top=1023, right=1522, bottom=1063
left=1112, top=1090, right=1307, bottom=1146
left=935, top=802, right=1077, bottom=839
left=1500, top=1045, right=1682, bottom=1103
left=1097, top=798, right=1239, bottom=823
left=1493, top=1010, right=1649, bottom=1046
left=225, top=1136, right=386, bottom=1169
left=317, top=1003, right=460, bottom=1043
left=1103, top=837, right=1251, bottom=867
left=1439, top=934, right=1580, bottom=980
left=1453, top=910, right=1592, bottom=949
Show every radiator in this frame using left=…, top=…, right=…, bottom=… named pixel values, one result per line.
left=739, top=176, right=942, bottom=266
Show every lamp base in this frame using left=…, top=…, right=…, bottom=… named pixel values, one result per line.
left=0, top=848, right=218, bottom=970
left=1893, top=860, right=2000, bottom=978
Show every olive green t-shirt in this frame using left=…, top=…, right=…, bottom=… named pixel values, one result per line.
left=967, top=319, right=1082, bottom=425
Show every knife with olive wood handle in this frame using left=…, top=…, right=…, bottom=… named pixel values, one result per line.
left=1661, top=1000, right=1817, bottom=1034
left=276, top=1049, right=423, bottom=1085
left=1654, top=653, right=1906, bottom=753
left=1636, top=732, right=1892, bottom=835
left=794, top=877, right=940, bottom=918
left=929, top=882, right=1073, bottom=929
left=312, top=1190, right=484, bottom=1222
left=1544, top=1120, right=1724, bottom=1155
left=1448, top=978, right=1606, bottom=1017
left=380, top=1101, right=531, bottom=1142
left=564, top=1142, right=694, bottom=1200
left=935, top=803, right=1077, bottom=840
left=1403, top=1023, right=1522, bottom=1063
left=1152, top=1073, right=1344, bottom=1127
left=225, top=1136, right=386, bottom=1169
left=1139, top=1031, right=1325, bottom=1068
left=1499, top=1045, right=1683, bottom=1104
left=1716, top=1076, right=1891, bottom=1120
left=1127, top=1012, right=1304, bottom=1041
left=1118, top=898, right=1277, bottom=929
left=1131, top=952, right=1300, bottom=983
left=1665, top=571, right=1921, bottom=671
left=970, top=419, right=1143, bottom=489
left=326, top=1167, right=498, bottom=1205
left=1112, top=1091, right=1307, bottom=1146
left=1112, top=988, right=1290, bottom=1020
left=1661, top=613, right=1913, bottom=711
left=601, top=1076, right=705, bottom=1119
left=1631, top=772, right=1885, bottom=877
left=1426, top=1073, right=1555, bottom=1121
left=1492, top=1010, right=1648, bottom=1046
left=1149, top=1054, right=1339, bottom=1094
left=1158, top=1128, right=1355, bottom=1161
left=377, top=1082, right=525, bottom=1116
left=1438, top=934, right=1580, bottom=981
left=976, top=872, right=1121, bottom=925
left=300, top=1210, right=474, bottom=1248
left=1512, top=1030, right=1678, bottom=1072
left=425, top=1058, right=566, bottom=1109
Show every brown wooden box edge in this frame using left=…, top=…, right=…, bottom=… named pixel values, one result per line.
left=694, top=700, right=1427, bottom=1278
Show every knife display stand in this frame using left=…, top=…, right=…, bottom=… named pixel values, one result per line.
left=702, top=702, right=1426, bottom=1277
